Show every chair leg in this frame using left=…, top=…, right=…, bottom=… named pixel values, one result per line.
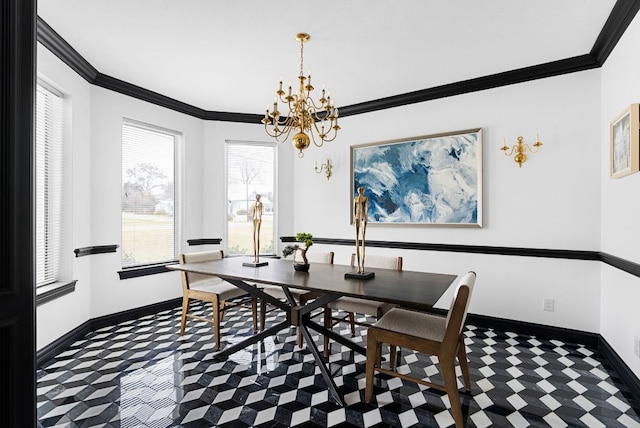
left=365, top=330, right=380, bottom=403
left=297, top=294, right=309, bottom=348
left=323, top=307, right=332, bottom=357
left=457, top=338, right=471, bottom=392
left=297, top=328, right=304, bottom=348
left=441, top=358, right=464, bottom=428
left=251, top=297, right=257, bottom=331
left=259, top=299, right=266, bottom=331
left=180, top=296, right=189, bottom=335
left=219, top=300, right=226, bottom=323
left=213, top=295, right=221, bottom=349
left=349, top=312, right=356, bottom=337
left=389, top=345, right=397, bottom=370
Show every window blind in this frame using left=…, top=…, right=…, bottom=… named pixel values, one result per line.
left=121, top=119, right=180, bottom=268
left=35, top=82, right=65, bottom=287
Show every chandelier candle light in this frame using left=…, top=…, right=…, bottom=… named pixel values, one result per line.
left=262, top=33, right=340, bottom=157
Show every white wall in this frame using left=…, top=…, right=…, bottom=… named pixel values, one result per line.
left=88, top=87, right=205, bottom=318
left=36, top=44, right=93, bottom=350
left=600, top=11, right=640, bottom=378
left=292, top=70, right=603, bottom=332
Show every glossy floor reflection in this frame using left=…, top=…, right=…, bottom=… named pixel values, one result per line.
left=37, top=301, right=640, bottom=427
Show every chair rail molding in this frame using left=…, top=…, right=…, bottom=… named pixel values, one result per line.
left=280, top=236, right=639, bottom=279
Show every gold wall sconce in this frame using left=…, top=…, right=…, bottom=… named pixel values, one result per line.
left=500, top=134, right=543, bottom=167
left=314, top=158, right=332, bottom=180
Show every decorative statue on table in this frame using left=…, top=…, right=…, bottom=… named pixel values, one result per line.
left=243, top=193, right=268, bottom=267
left=346, top=186, right=374, bottom=279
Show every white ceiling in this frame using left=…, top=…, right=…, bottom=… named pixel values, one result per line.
left=38, top=0, right=616, bottom=115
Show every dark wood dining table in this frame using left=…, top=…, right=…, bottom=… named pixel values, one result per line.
left=168, top=256, right=458, bottom=406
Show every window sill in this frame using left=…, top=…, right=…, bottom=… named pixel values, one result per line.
left=36, top=280, right=77, bottom=306
left=118, top=262, right=177, bottom=280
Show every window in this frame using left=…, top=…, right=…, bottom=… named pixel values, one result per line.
left=226, top=141, right=276, bottom=256
left=35, top=81, right=66, bottom=287
left=121, top=119, right=181, bottom=268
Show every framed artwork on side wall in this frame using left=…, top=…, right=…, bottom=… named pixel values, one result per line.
left=350, top=128, right=482, bottom=227
left=610, top=103, right=639, bottom=179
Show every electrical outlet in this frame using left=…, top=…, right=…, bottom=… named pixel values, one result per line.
left=634, top=336, right=639, bottom=358
left=543, top=298, right=554, bottom=312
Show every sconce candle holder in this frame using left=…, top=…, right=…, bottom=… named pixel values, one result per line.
left=314, top=158, right=332, bottom=180
left=500, top=134, right=543, bottom=167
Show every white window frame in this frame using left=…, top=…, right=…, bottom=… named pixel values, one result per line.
left=35, top=78, right=71, bottom=289
left=121, top=118, right=183, bottom=269
left=224, top=140, right=278, bottom=256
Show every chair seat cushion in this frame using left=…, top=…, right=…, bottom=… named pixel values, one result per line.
left=190, top=277, right=248, bottom=301
left=373, top=308, right=446, bottom=342
left=327, top=296, right=387, bottom=315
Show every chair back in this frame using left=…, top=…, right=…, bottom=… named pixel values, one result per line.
left=350, top=253, right=403, bottom=271
left=443, top=271, right=476, bottom=347
left=179, top=250, right=224, bottom=289
left=306, top=251, right=335, bottom=264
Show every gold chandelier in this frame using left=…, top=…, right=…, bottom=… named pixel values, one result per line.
left=262, top=33, right=340, bottom=157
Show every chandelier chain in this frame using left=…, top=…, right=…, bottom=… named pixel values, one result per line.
left=299, top=39, right=304, bottom=77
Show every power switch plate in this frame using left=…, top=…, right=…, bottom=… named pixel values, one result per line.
left=634, top=336, right=639, bottom=358
left=543, top=298, right=555, bottom=312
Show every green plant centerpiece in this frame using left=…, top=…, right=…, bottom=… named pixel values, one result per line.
left=282, top=232, right=313, bottom=271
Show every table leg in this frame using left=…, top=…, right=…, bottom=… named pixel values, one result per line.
left=297, top=321, right=345, bottom=406
left=306, top=320, right=367, bottom=356
left=212, top=320, right=290, bottom=359
left=280, top=287, right=345, bottom=406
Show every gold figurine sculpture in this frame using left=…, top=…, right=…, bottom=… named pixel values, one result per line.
left=354, top=186, right=369, bottom=274
left=252, top=194, right=263, bottom=263
left=244, top=193, right=268, bottom=267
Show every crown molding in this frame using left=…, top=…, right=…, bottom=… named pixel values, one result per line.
left=590, top=0, right=640, bottom=65
left=36, top=0, right=640, bottom=122
left=36, top=16, right=98, bottom=81
left=338, top=55, right=598, bottom=117
left=93, top=73, right=207, bottom=118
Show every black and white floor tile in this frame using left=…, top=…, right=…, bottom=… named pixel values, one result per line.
left=37, top=301, right=640, bottom=427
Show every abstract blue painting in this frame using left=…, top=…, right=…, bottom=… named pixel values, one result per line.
left=351, top=129, right=482, bottom=226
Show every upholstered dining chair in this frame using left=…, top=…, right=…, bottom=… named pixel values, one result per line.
left=179, top=250, right=257, bottom=349
left=323, top=254, right=402, bottom=357
left=260, top=251, right=335, bottom=347
left=364, top=271, right=476, bottom=428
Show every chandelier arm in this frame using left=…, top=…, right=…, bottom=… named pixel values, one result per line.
left=320, top=133, right=338, bottom=143
left=522, top=144, right=539, bottom=154
left=282, top=92, right=299, bottom=103
left=527, top=144, right=542, bottom=154
left=320, top=124, right=339, bottom=143
left=502, top=146, right=516, bottom=156
left=273, top=124, right=296, bottom=144
left=308, top=119, right=339, bottom=145
left=277, top=114, right=297, bottom=127
left=263, top=124, right=278, bottom=138
left=266, top=114, right=298, bottom=139
left=309, top=109, right=332, bottom=123
left=305, top=96, right=327, bottom=111
left=307, top=125, right=324, bottom=148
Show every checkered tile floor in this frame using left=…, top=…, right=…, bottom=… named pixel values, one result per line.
left=37, top=301, right=640, bottom=427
